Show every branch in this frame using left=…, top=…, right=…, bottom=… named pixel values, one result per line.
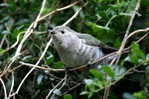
left=127, top=27, right=149, bottom=39
left=115, top=0, right=141, bottom=64
left=96, top=61, right=149, bottom=93
left=14, top=37, right=53, bottom=95
left=45, top=74, right=67, bottom=99
left=19, top=47, right=129, bottom=73
left=62, top=2, right=88, bottom=26
left=8, top=72, right=15, bottom=99
left=0, top=78, right=8, bottom=99
left=38, top=1, right=80, bottom=22
left=19, top=61, right=65, bottom=72
left=9, top=0, right=48, bottom=97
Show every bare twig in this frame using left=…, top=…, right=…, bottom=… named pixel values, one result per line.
left=45, top=74, right=67, bottom=99
left=14, top=28, right=149, bottom=74
left=8, top=72, right=15, bottom=99
left=136, top=33, right=148, bottom=43
left=19, top=61, right=65, bottom=72
left=9, top=0, right=48, bottom=97
left=115, top=0, right=141, bottom=64
left=19, top=47, right=129, bottom=73
left=14, top=37, right=53, bottom=95
left=97, top=61, right=149, bottom=93
left=105, top=15, right=117, bottom=28
left=9, top=65, right=23, bottom=73
left=63, top=82, right=82, bottom=94
left=133, top=69, right=145, bottom=73
left=0, top=35, right=6, bottom=48
left=0, top=1, right=80, bottom=79
left=127, top=28, right=149, bottom=39
left=0, top=78, right=8, bottom=99
left=6, top=1, right=79, bottom=70
left=103, top=87, right=110, bottom=99
left=38, top=1, right=80, bottom=21
left=104, top=1, right=142, bottom=96
left=6, top=32, right=24, bottom=52
left=62, top=2, right=88, bottom=26
left=103, top=1, right=141, bottom=98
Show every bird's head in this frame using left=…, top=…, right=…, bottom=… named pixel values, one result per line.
left=49, top=26, right=79, bottom=49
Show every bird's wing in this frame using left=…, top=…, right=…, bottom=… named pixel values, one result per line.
left=75, top=33, right=118, bottom=52
left=75, top=33, right=102, bottom=46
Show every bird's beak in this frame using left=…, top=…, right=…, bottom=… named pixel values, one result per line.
left=48, top=30, right=55, bottom=35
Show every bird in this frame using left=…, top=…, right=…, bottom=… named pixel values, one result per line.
left=50, top=26, right=116, bottom=68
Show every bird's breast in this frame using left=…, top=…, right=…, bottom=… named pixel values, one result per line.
left=57, top=42, right=104, bottom=67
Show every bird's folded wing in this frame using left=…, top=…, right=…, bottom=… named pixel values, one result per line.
left=75, top=33, right=118, bottom=52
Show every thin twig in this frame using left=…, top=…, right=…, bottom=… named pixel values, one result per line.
left=6, top=32, right=24, bottom=52
left=103, top=1, right=141, bottom=98
left=45, top=74, right=67, bottom=99
left=115, top=0, right=141, bottom=64
left=15, top=28, right=148, bottom=79
left=105, top=15, right=117, bottom=28
left=8, top=72, right=15, bottom=99
left=63, top=82, right=82, bottom=95
left=127, top=28, right=149, bottom=39
left=0, top=1, right=80, bottom=79
left=19, top=61, right=65, bottom=72
left=38, top=1, right=80, bottom=21
left=103, top=87, right=110, bottom=99
left=62, top=2, right=87, bottom=26
left=133, top=69, right=145, bottom=73
left=0, top=35, right=6, bottom=48
left=136, top=33, right=148, bottom=43
left=15, top=38, right=53, bottom=95
left=7, top=1, right=79, bottom=70
left=0, top=78, right=8, bottom=99
left=10, top=28, right=149, bottom=75
left=9, top=0, right=48, bottom=97
left=59, top=72, right=67, bottom=90
left=7, top=0, right=48, bottom=70
left=97, top=61, right=149, bottom=93
left=19, top=47, right=128, bottom=73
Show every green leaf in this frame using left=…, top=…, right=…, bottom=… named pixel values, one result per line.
left=129, top=42, right=145, bottom=64
left=102, top=66, right=115, bottom=78
left=11, top=29, right=23, bottom=40
left=53, top=61, right=65, bottom=69
left=90, top=69, right=104, bottom=80
left=0, top=48, right=6, bottom=54
left=86, top=22, right=116, bottom=43
left=86, top=22, right=110, bottom=32
left=133, top=91, right=147, bottom=99
left=46, top=55, right=54, bottom=64
left=42, top=8, right=52, bottom=14
left=114, top=37, right=121, bottom=48
left=63, top=94, right=72, bottom=99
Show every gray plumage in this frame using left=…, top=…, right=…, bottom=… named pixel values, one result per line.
left=51, top=26, right=113, bottom=67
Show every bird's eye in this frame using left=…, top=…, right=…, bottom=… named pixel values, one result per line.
left=60, top=30, right=65, bottom=34
left=51, top=31, right=55, bottom=34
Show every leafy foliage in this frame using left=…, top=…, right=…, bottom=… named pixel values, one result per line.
left=0, top=0, right=149, bottom=99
